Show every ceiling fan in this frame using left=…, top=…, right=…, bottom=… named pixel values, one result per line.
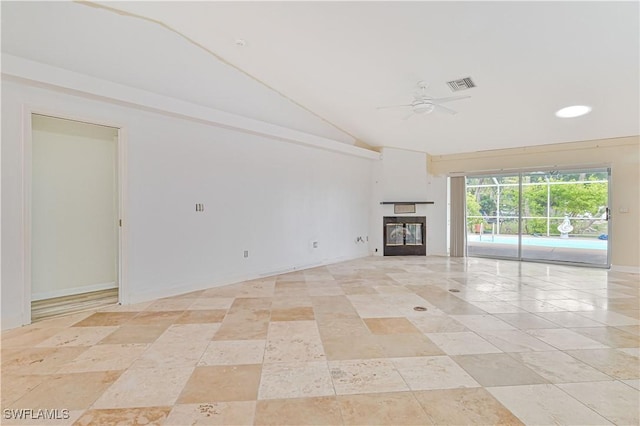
left=378, top=81, right=471, bottom=119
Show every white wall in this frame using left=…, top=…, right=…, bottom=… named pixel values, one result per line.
left=369, top=147, right=448, bottom=256
left=2, top=78, right=375, bottom=330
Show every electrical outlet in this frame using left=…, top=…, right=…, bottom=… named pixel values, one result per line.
left=195, top=203, right=205, bottom=212
left=243, top=250, right=249, bottom=258
left=312, top=241, right=318, bottom=249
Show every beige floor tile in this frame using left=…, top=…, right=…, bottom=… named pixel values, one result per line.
left=494, top=312, right=563, bottom=329
left=98, top=301, right=153, bottom=312
left=255, top=396, right=340, bottom=426
left=258, top=361, right=334, bottom=400
left=1, top=257, right=638, bottom=426
left=413, top=388, right=524, bottom=425
left=316, top=317, right=369, bottom=336
left=557, top=380, right=640, bottom=425
left=373, top=333, right=444, bottom=357
left=1, top=347, right=89, bottom=375
left=270, top=307, right=315, bottom=321
left=392, top=356, right=480, bottom=390
left=321, top=334, right=386, bottom=361
left=93, top=366, right=194, bottom=408
left=307, top=286, right=345, bottom=296
left=271, top=295, right=313, bottom=309
left=1, top=327, right=67, bottom=348
left=126, top=311, right=184, bottom=326
left=488, top=384, right=612, bottom=425
left=35, top=326, right=118, bottom=347
left=524, top=328, right=609, bottom=350
left=71, top=312, right=138, bottom=327
left=166, top=402, right=255, bottom=425
left=145, top=298, right=196, bottom=311
left=177, top=365, right=262, bottom=403
left=57, top=343, right=148, bottom=373
left=536, top=311, right=607, bottom=328
left=576, top=310, right=640, bottom=326
left=198, top=340, right=266, bottom=366
left=570, top=326, right=640, bottom=348
left=214, top=319, right=269, bottom=341
left=618, top=347, right=640, bottom=356
left=131, top=339, right=209, bottom=369
left=1, top=375, right=49, bottom=408
left=450, top=315, right=516, bottom=332
left=510, top=351, right=612, bottom=383
left=427, top=331, right=503, bottom=356
left=329, top=359, right=408, bottom=395
left=188, top=297, right=235, bottom=310
left=74, top=406, right=171, bottom=426
left=175, top=309, right=227, bottom=324
left=476, top=329, right=557, bottom=353
left=565, top=348, right=640, bottom=379
left=155, top=322, right=219, bottom=341
left=452, top=353, right=548, bottom=387
left=363, top=317, right=421, bottom=334
left=98, top=324, right=169, bottom=344
left=11, top=370, right=122, bottom=410
left=338, top=392, right=431, bottom=425
left=264, top=321, right=325, bottom=363
left=228, top=297, right=273, bottom=311
left=407, top=314, right=469, bottom=333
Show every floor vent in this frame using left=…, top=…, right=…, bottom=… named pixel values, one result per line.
left=447, top=77, right=476, bottom=91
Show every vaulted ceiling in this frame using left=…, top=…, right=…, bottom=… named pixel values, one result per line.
left=2, top=1, right=639, bottom=155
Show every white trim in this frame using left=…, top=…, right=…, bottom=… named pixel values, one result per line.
left=610, top=265, right=640, bottom=274
left=21, top=105, right=32, bottom=326
left=2, top=54, right=381, bottom=161
left=22, top=107, right=127, bottom=325
left=32, top=282, right=117, bottom=302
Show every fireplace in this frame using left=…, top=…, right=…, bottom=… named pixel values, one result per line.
left=383, top=216, right=426, bottom=256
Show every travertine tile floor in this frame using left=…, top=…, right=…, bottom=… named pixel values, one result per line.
left=2, top=256, right=639, bottom=425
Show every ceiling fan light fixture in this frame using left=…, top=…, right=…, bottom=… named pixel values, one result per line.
left=413, top=103, right=435, bottom=114
left=555, top=105, right=592, bottom=118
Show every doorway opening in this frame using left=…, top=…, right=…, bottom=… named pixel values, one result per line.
left=30, top=114, right=121, bottom=321
left=465, top=168, right=610, bottom=267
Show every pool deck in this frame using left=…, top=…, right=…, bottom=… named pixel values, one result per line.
left=467, top=239, right=608, bottom=265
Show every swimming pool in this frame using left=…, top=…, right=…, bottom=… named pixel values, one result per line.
left=467, top=234, right=607, bottom=250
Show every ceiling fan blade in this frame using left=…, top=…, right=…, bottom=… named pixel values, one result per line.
left=376, top=104, right=413, bottom=110
left=434, top=104, right=458, bottom=115
left=431, top=95, right=471, bottom=104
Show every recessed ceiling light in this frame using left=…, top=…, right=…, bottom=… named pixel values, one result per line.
left=555, top=105, right=592, bottom=118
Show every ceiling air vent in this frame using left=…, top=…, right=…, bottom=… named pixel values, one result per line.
left=447, top=77, right=476, bottom=92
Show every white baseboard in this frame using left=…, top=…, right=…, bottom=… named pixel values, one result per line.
left=610, top=265, right=640, bottom=274
left=32, top=282, right=117, bottom=301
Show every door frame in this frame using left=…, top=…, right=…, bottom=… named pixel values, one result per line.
left=22, top=105, right=128, bottom=325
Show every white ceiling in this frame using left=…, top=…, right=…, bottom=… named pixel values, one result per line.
left=3, top=1, right=639, bottom=155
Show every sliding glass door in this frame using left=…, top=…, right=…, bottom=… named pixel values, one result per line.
left=466, top=168, right=610, bottom=267
left=466, top=174, right=520, bottom=259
